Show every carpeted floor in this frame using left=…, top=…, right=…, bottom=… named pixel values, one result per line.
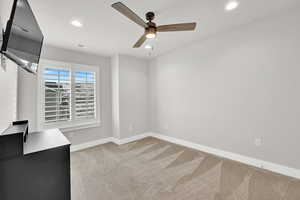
left=71, top=137, right=300, bottom=200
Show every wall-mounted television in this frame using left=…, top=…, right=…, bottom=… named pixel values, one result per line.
left=1, top=0, right=44, bottom=74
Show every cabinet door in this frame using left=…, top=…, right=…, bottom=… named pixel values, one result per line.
left=0, top=146, right=70, bottom=200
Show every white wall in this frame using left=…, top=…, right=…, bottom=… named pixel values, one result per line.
left=111, top=54, right=120, bottom=139
left=150, top=9, right=300, bottom=169
left=18, top=45, right=112, bottom=145
left=111, top=54, right=150, bottom=139
left=0, top=13, right=18, bottom=133
left=119, top=55, right=149, bottom=139
left=0, top=59, right=18, bottom=132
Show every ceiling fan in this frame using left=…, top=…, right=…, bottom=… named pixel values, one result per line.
left=111, top=2, right=197, bottom=48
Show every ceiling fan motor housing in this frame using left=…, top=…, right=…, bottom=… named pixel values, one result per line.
left=145, top=25, right=157, bottom=35
left=146, top=12, right=155, bottom=21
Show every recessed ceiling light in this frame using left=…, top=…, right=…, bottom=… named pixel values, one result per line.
left=225, top=1, right=239, bottom=11
left=145, top=45, right=152, bottom=49
left=78, top=44, right=86, bottom=48
left=71, top=20, right=83, bottom=27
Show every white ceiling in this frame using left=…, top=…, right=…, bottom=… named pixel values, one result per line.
left=2, top=0, right=300, bottom=58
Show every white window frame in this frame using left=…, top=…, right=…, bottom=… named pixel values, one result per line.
left=37, top=59, right=101, bottom=131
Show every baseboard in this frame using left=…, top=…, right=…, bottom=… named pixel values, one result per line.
left=70, top=133, right=151, bottom=152
left=149, top=132, right=300, bottom=179
left=114, top=133, right=152, bottom=145
left=70, top=137, right=114, bottom=152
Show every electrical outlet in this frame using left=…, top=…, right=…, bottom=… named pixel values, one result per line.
left=163, top=124, right=169, bottom=130
left=254, top=138, right=262, bottom=146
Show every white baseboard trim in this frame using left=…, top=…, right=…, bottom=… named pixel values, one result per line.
left=70, top=133, right=151, bottom=152
left=149, top=132, right=300, bottom=179
left=70, top=132, right=300, bottom=179
left=114, top=133, right=152, bottom=145
left=70, top=137, right=114, bottom=152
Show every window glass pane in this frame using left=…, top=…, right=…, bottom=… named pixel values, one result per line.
left=74, top=70, right=96, bottom=120
left=44, top=67, right=71, bottom=124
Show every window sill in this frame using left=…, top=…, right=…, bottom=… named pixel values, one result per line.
left=42, top=121, right=101, bottom=133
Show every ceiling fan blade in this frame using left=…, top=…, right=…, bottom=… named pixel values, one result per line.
left=133, top=34, right=147, bottom=48
left=112, top=2, right=147, bottom=28
left=157, top=23, right=197, bottom=32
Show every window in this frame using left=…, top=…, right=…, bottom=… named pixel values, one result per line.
left=44, top=67, right=71, bottom=123
left=74, top=70, right=96, bottom=120
left=38, top=60, right=100, bottom=131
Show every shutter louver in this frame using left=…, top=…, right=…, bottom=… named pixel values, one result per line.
left=44, top=67, right=71, bottom=123
left=74, top=70, right=96, bottom=119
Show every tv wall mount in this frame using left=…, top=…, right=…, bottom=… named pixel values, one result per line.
left=0, top=29, right=7, bottom=70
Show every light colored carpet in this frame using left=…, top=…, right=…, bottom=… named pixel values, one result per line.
left=71, top=137, right=300, bottom=200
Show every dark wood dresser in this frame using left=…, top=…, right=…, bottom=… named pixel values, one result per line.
left=0, top=121, right=71, bottom=200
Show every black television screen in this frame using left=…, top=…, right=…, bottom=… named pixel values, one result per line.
left=1, top=0, right=44, bottom=74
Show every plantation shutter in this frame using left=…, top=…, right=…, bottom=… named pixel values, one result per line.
left=44, top=67, right=71, bottom=123
left=74, top=70, right=96, bottom=119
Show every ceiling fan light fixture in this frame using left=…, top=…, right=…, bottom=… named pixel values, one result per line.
left=145, top=26, right=156, bottom=39
left=146, top=33, right=156, bottom=39
left=111, top=2, right=197, bottom=48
